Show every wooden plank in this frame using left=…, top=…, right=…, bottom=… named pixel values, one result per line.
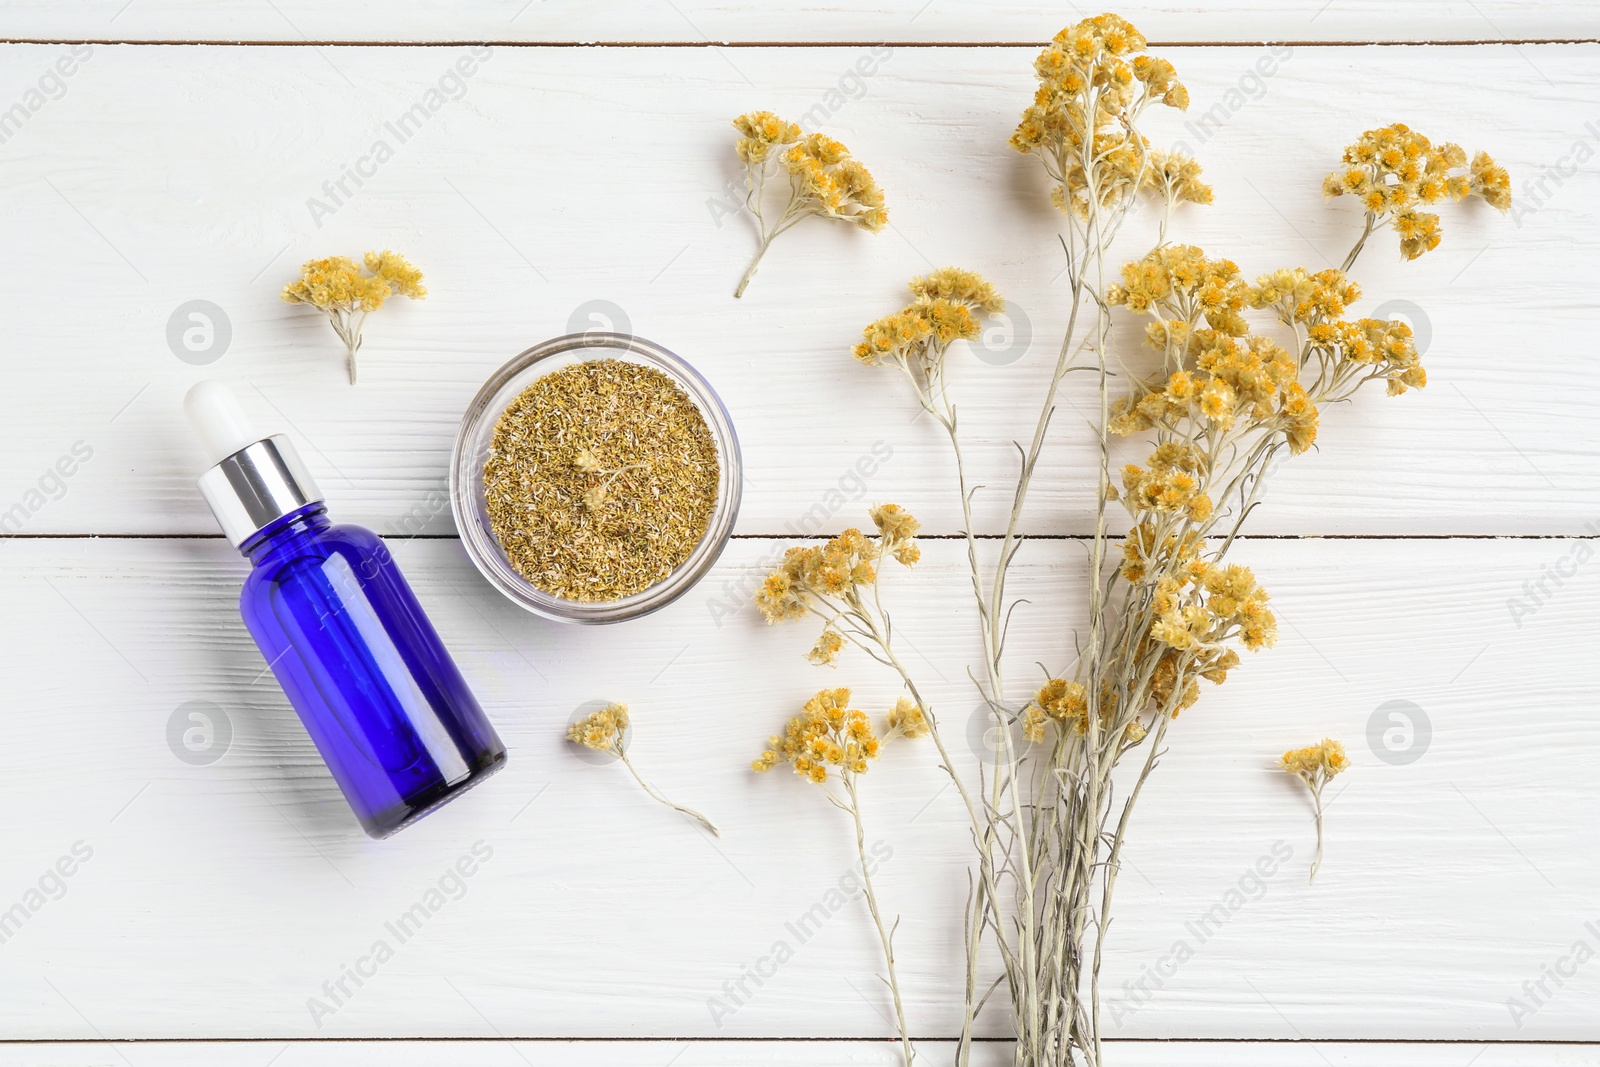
left=0, top=42, right=1590, bottom=537
left=0, top=1039, right=1596, bottom=1066
left=0, top=535, right=1594, bottom=1039
left=0, top=0, right=1595, bottom=44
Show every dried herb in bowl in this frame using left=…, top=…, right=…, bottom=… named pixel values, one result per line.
left=483, top=358, right=721, bottom=602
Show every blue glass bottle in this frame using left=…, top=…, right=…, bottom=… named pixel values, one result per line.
left=186, top=382, right=506, bottom=838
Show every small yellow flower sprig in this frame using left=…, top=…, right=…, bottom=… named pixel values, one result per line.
left=1010, top=14, right=1191, bottom=222
left=1279, top=738, right=1351, bottom=883
left=1250, top=267, right=1425, bottom=398
left=731, top=111, right=888, bottom=298
left=567, top=702, right=721, bottom=837
left=1323, top=123, right=1511, bottom=265
left=751, top=687, right=926, bottom=1065
left=755, top=505, right=921, bottom=664
left=752, top=687, right=928, bottom=782
left=1015, top=541, right=1271, bottom=763
left=853, top=268, right=1007, bottom=430
left=281, top=251, right=426, bottom=384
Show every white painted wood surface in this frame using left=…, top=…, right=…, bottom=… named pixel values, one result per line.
left=1, top=537, right=1597, bottom=1042
left=0, top=0, right=1596, bottom=43
left=0, top=4, right=1595, bottom=1061
left=0, top=1041, right=1595, bottom=1067
left=1, top=42, right=1595, bottom=537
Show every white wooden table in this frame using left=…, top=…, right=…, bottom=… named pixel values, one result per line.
left=1, top=3, right=1597, bottom=1063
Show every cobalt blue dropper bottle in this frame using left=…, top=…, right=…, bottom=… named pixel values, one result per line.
left=185, top=381, right=506, bottom=838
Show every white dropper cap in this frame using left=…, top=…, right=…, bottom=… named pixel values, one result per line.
left=185, top=380, right=269, bottom=464
left=185, top=381, right=322, bottom=546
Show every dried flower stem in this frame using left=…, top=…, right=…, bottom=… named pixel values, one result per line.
left=618, top=749, right=721, bottom=837
left=568, top=702, right=720, bottom=836
left=1310, top=787, right=1327, bottom=882
left=751, top=21, right=1507, bottom=1065
left=733, top=169, right=807, bottom=298
left=1281, top=738, right=1350, bottom=883
left=325, top=309, right=366, bottom=385
left=280, top=250, right=425, bottom=385
left=731, top=112, right=888, bottom=298
left=840, top=774, right=916, bottom=1066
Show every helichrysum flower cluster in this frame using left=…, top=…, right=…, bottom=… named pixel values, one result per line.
left=1249, top=267, right=1425, bottom=397
left=731, top=111, right=887, bottom=297
left=753, top=687, right=928, bottom=783
left=1280, top=737, right=1351, bottom=881
left=1144, top=148, right=1213, bottom=207
left=566, top=702, right=720, bottom=836
left=1009, top=14, right=1190, bottom=219
left=281, top=251, right=426, bottom=384
left=1149, top=560, right=1277, bottom=654
left=567, top=702, right=629, bottom=751
left=1106, top=245, right=1319, bottom=467
left=853, top=268, right=1005, bottom=367
left=752, top=687, right=881, bottom=782
left=1323, top=122, right=1511, bottom=260
left=750, top=683, right=926, bottom=1063
left=852, top=269, right=1007, bottom=432
left=755, top=505, right=922, bottom=630
left=1280, top=737, right=1351, bottom=785
left=733, top=110, right=802, bottom=164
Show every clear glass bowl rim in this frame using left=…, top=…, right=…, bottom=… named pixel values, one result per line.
left=449, top=332, right=742, bottom=624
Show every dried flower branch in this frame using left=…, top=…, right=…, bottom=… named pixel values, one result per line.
left=743, top=13, right=1510, bottom=1067
left=731, top=112, right=887, bottom=298
left=281, top=251, right=425, bottom=384
left=1322, top=122, right=1511, bottom=266
left=1279, top=738, right=1351, bottom=882
left=568, top=702, right=720, bottom=836
left=752, top=687, right=926, bottom=1064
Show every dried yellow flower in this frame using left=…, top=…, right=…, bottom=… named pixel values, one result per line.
left=754, top=511, right=920, bottom=626
left=886, top=696, right=930, bottom=739
left=752, top=687, right=882, bottom=784
left=733, top=110, right=802, bottom=164
left=281, top=250, right=426, bottom=384
left=567, top=701, right=629, bottom=751
left=1323, top=123, right=1511, bottom=261
left=1280, top=737, right=1351, bottom=782
left=1249, top=267, right=1425, bottom=398
left=567, top=702, right=719, bottom=836
left=731, top=113, right=886, bottom=297
left=1145, top=148, right=1213, bottom=206
left=1280, top=737, right=1350, bottom=881
left=851, top=270, right=1007, bottom=435
left=1011, top=15, right=1187, bottom=219
left=807, top=629, right=846, bottom=667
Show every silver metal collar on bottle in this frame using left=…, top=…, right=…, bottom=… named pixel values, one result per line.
left=196, top=435, right=324, bottom=547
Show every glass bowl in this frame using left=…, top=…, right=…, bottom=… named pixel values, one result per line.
left=450, top=332, right=742, bottom=624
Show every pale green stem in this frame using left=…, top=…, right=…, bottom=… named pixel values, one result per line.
left=616, top=749, right=720, bottom=837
